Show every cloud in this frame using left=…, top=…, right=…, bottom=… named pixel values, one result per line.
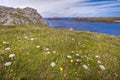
left=0, top=0, right=120, bottom=17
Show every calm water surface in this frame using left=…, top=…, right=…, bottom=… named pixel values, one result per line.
left=45, top=19, right=120, bottom=36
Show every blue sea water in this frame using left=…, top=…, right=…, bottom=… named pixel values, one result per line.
left=45, top=18, right=120, bottom=36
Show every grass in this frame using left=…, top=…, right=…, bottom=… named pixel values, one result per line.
left=0, top=24, right=120, bottom=80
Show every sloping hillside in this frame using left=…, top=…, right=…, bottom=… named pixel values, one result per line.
left=0, top=24, right=120, bottom=80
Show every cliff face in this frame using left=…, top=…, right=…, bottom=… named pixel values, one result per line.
left=0, top=6, right=48, bottom=25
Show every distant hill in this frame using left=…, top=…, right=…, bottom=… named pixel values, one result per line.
left=0, top=6, right=48, bottom=25
left=73, top=17, right=120, bottom=23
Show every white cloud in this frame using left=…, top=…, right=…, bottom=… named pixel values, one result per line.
left=0, top=0, right=120, bottom=17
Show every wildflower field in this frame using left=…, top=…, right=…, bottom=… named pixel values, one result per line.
left=0, top=24, right=120, bottom=80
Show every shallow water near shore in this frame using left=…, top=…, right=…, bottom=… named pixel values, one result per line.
left=45, top=18, right=120, bottom=36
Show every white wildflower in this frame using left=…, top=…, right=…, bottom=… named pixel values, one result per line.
left=17, top=36, right=19, bottom=39
left=24, top=36, right=28, bottom=39
left=30, top=38, right=34, bottom=41
left=78, top=42, right=80, bottom=45
left=86, top=57, right=93, bottom=60
left=72, top=38, right=75, bottom=41
left=47, top=51, right=51, bottom=54
left=95, top=55, right=100, bottom=58
left=9, top=54, right=15, bottom=58
left=53, top=51, right=56, bottom=54
left=76, top=59, right=80, bottom=62
left=71, top=51, right=74, bottom=53
left=3, top=41, right=7, bottom=44
left=99, top=65, right=106, bottom=70
left=27, top=52, right=30, bottom=55
left=75, top=54, right=80, bottom=56
left=98, top=60, right=101, bottom=64
left=66, top=55, right=72, bottom=59
left=82, top=46, right=85, bottom=47
left=45, top=48, right=49, bottom=51
left=36, top=46, right=40, bottom=48
left=83, top=64, right=89, bottom=70
left=5, top=47, right=10, bottom=51
left=79, top=50, right=82, bottom=53
left=50, top=62, right=56, bottom=67
left=4, top=62, right=12, bottom=66
left=84, top=55, right=87, bottom=58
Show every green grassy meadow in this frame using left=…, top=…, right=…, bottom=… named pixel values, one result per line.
left=0, top=24, right=120, bottom=80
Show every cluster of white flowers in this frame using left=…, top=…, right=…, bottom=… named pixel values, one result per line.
left=78, top=42, right=80, bottom=45
left=44, top=47, right=51, bottom=54
left=36, top=46, right=40, bottom=48
left=9, top=54, right=15, bottom=58
left=4, top=54, right=15, bottom=67
left=45, top=48, right=49, bottom=51
left=99, top=65, right=106, bottom=70
left=97, top=60, right=101, bottom=64
left=83, top=64, right=89, bottom=70
left=72, top=38, right=75, bottom=41
left=5, top=47, right=10, bottom=51
left=95, top=55, right=100, bottom=58
left=50, top=62, right=56, bottom=67
left=67, top=55, right=72, bottom=59
left=47, top=51, right=51, bottom=54
left=76, top=59, right=80, bottom=62
left=3, top=41, right=7, bottom=44
left=75, top=54, right=80, bottom=56
left=82, top=46, right=85, bottom=48
left=17, top=36, right=19, bottom=39
left=71, top=51, right=75, bottom=53
left=53, top=51, right=56, bottom=54
left=79, top=50, right=82, bottom=53
left=30, top=38, right=35, bottom=41
left=24, top=36, right=28, bottom=39
left=4, top=62, right=12, bottom=66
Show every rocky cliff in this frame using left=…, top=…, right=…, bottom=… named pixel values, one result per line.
left=0, top=6, right=48, bottom=25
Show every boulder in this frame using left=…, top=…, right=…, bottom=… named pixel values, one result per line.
left=0, top=6, right=48, bottom=25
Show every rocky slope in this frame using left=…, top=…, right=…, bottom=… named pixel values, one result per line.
left=0, top=6, right=48, bottom=25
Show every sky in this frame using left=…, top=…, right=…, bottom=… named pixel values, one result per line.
left=0, top=0, right=120, bottom=17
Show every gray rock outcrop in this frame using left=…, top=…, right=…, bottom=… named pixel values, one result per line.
left=0, top=6, right=48, bottom=25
